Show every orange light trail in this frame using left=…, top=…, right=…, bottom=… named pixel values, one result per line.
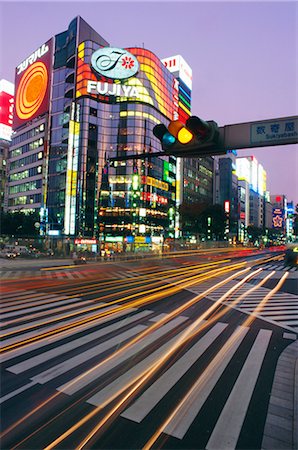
left=2, top=264, right=247, bottom=443
left=142, top=271, right=289, bottom=450
left=0, top=261, right=244, bottom=352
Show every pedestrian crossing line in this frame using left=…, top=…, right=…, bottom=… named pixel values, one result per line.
left=1, top=299, right=97, bottom=327
left=0, top=380, right=37, bottom=405
left=0, top=293, right=63, bottom=309
left=57, top=316, right=188, bottom=395
left=0, top=289, right=38, bottom=300
left=121, top=322, right=228, bottom=423
left=1, top=298, right=89, bottom=335
left=0, top=326, right=145, bottom=405
left=7, top=310, right=153, bottom=375
left=0, top=269, right=141, bottom=281
left=162, top=326, right=250, bottom=439
left=0, top=296, right=73, bottom=318
left=279, top=320, right=298, bottom=327
left=87, top=327, right=191, bottom=410
left=1, top=303, right=124, bottom=348
left=0, top=307, right=138, bottom=363
left=206, top=329, right=272, bottom=449
left=32, top=325, right=147, bottom=386
left=242, top=306, right=298, bottom=312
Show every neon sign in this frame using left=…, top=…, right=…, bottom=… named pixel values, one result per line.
left=87, top=81, right=139, bottom=97
left=91, top=47, right=139, bottom=80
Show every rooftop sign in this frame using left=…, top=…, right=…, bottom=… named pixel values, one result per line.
left=91, top=47, right=139, bottom=80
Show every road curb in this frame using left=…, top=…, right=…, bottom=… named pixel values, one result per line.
left=262, top=339, right=298, bottom=449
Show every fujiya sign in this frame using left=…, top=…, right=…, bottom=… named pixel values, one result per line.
left=91, top=47, right=139, bottom=80
left=87, top=81, right=139, bottom=97
left=17, top=43, right=49, bottom=75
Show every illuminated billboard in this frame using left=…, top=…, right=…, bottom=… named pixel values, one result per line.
left=161, top=54, right=192, bottom=123
left=236, top=158, right=250, bottom=182
left=257, top=164, right=264, bottom=196
left=13, top=39, right=53, bottom=129
left=0, top=79, right=14, bottom=141
left=161, top=55, right=192, bottom=90
left=76, top=44, right=177, bottom=119
left=272, top=207, right=284, bottom=228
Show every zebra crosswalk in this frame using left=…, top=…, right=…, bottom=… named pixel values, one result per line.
left=1, top=283, right=297, bottom=449
left=255, top=262, right=298, bottom=272
left=0, top=268, right=138, bottom=280
left=188, top=276, right=298, bottom=333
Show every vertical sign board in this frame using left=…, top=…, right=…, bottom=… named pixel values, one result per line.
left=13, top=39, right=53, bottom=130
left=0, top=80, right=14, bottom=141
left=251, top=117, right=298, bottom=146
left=272, top=208, right=284, bottom=229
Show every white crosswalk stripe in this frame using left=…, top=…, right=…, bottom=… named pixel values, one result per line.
left=206, top=329, right=272, bottom=449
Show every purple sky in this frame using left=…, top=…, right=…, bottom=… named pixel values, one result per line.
left=1, top=1, right=297, bottom=204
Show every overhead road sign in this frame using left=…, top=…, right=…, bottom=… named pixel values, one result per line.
left=222, top=116, right=298, bottom=150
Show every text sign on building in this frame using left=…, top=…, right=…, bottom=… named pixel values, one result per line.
left=74, top=238, right=98, bottom=245
left=91, top=47, right=139, bottom=80
left=251, top=117, right=298, bottom=145
left=14, top=39, right=53, bottom=129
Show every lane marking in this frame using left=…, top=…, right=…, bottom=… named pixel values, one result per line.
left=206, top=329, right=272, bottom=449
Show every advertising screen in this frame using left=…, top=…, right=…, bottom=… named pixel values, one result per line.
left=236, top=158, right=250, bottom=183
left=76, top=43, right=177, bottom=120
left=250, top=157, right=258, bottom=193
left=13, top=39, right=53, bottom=129
left=0, top=80, right=14, bottom=141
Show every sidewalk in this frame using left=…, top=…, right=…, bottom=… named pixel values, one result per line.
left=262, top=339, right=298, bottom=449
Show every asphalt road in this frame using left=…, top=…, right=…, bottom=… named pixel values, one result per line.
left=1, top=249, right=297, bottom=449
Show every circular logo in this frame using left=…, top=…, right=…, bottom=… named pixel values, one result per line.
left=16, top=61, right=48, bottom=120
left=91, top=47, right=139, bottom=80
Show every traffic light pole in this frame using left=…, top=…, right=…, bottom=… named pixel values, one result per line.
left=108, top=115, right=297, bottom=162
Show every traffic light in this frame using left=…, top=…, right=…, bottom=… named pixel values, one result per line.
left=153, top=116, right=226, bottom=157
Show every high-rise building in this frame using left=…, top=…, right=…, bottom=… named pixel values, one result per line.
left=0, top=79, right=14, bottom=212
left=7, top=17, right=196, bottom=252
left=236, top=155, right=267, bottom=229
left=214, top=152, right=238, bottom=240
left=161, top=55, right=214, bottom=239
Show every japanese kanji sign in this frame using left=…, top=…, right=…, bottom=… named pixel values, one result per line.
left=251, top=117, right=298, bottom=145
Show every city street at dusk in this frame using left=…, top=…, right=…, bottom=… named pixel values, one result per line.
left=0, top=1, right=297, bottom=449
left=1, top=247, right=297, bottom=449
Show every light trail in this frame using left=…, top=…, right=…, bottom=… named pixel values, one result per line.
left=6, top=265, right=286, bottom=449
left=0, top=261, right=245, bottom=352
left=3, top=264, right=248, bottom=445
left=142, top=271, right=289, bottom=450
left=48, top=259, right=231, bottom=296
left=42, top=267, right=253, bottom=450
